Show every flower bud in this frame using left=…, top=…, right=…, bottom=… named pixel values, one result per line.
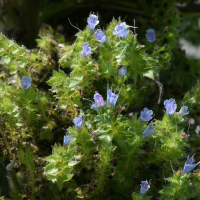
left=181, top=132, right=187, bottom=137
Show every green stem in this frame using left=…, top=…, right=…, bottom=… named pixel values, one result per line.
left=27, top=161, right=35, bottom=200
left=97, top=160, right=107, bottom=192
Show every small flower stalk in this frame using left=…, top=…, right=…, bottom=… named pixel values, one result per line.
left=142, top=124, right=156, bottom=139
left=140, top=107, right=153, bottom=122
left=87, top=13, right=99, bottom=31
left=107, top=85, right=120, bottom=106
left=118, top=66, right=127, bottom=77
left=63, top=135, right=71, bottom=146
left=140, top=180, right=150, bottom=196
left=179, top=105, right=189, bottom=117
left=183, top=154, right=200, bottom=174
left=145, top=29, right=156, bottom=43
left=72, top=115, right=83, bottom=129
left=21, top=76, right=32, bottom=90
left=164, top=98, right=177, bottom=116
left=94, top=92, right=105, bottom=108
left=94, top=29, right=106, bottom=44
left=113, top=22, right=128, bottom=38
left=82, top=42, right=91, bottom=59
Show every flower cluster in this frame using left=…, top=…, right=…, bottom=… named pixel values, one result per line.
left=140, top=98, right=190, bottom=140
left=91, top=85, right=120, bottom=111
left=85, top=13, right=131, bottom=54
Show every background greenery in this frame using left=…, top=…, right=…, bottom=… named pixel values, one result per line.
left=1, top=0, right=200, bottom=199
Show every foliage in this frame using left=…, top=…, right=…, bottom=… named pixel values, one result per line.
left=1, top=1, right=200, bottom=200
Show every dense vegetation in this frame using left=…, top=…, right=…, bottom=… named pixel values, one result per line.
left=1, top=0, right=200, bottom=199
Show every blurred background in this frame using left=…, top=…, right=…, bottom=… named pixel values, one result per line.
left=1, top=0, right=200, bottom=197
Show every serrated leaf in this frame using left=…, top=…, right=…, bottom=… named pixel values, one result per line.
left=2, top=54, right=11, bottom=64
left=45, top=155, right=60, bottom=163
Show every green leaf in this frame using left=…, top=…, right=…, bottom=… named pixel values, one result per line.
left=2, top=54, right=11, bottom=64
left=2, top=97, right=18, bottom=113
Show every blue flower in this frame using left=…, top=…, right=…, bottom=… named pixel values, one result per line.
left=21, top=76, right=32, bottom=90
left=91, top=103, right=99, bottom=111
left=72, top=115, right=83, bottom=129
left=82, top=42, right=91, bottom=59
left=164, top=98, right=177, bottom=116
left=107, top=86, right=120, bottom=106
left=140, top=108, right=153, bottom=122
left=63, top=135, right=71, bottom=146
left=183, top=154, right=200, bottom=174
left=179, top=106, right=189, bottom=117
left=94, top=29, right=106, bottom=44
left=118, top=66, right=127, bottom=77
left=142, top=124, right=156, bottom=139
left=87, top=13, right=99, bottom=31
left=94, top=92, right=105, bottom=107
left=140, top=180, right=150, bottom=196
left=113, top=22, right=128, bottom=38
left=145, top=29, right=156, bottom=43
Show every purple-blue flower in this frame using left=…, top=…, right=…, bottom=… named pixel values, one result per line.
left=179, top=106, right=189, bottom=117
left=72, top=115, right=83, bottom=129
left=142, top=124, right=156, bottom=139
left=140, top=180, right=150, bottom=196
left=183, top=154, right=200, bottom=174
left=107, top=86, right=120, bottom=106
left=94, top=92, right=105, bottom=107
left=145, top=29, right=156, bottom=43
left=140, top=108, right=153, bottom=122
left=113, top=22, right=128, bottom=38
left=87, top=13, right=99, bottom=31
left=21, top=76, right=32, bottom=90
left=82, top=42, right=91, bottom=59
left=63, top=135, right=71, bottom=146
left=118, top=66, right=127, bottom=77
left=164, top=98, right=177, bottom=116
left=94, top=29, right=106, bottom=44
